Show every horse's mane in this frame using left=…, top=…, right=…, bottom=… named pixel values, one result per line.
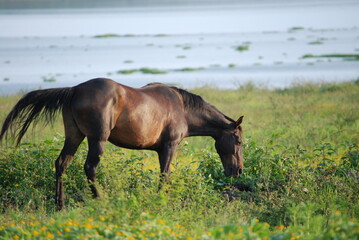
left=171, top=86, right=235, bottom=128
left=170, top=87, right=206, bottom=112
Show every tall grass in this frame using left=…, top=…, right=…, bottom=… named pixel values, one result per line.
left=0, top=81, right=358, bottom=239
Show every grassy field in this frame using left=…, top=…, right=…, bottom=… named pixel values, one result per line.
left=0, top=80, right=358, bottom=239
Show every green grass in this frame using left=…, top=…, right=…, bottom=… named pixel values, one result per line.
left=0, top=81, right=358, bottom=239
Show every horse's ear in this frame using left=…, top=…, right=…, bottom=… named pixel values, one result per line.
left=235, top=116, right=244, bottom=128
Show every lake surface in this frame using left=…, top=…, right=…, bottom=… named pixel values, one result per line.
left=0, top=0, right=359, bottom=95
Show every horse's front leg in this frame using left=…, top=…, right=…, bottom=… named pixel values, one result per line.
left=157, top=141, right=179, bottom=189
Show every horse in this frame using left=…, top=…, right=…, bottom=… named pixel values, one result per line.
left=0, top=78, right=244, bottom=210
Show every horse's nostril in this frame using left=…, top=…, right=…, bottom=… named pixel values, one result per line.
left=238, top=168, right=243, bottom=174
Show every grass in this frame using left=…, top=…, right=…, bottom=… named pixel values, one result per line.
left=0, top=80, right=358, bottom=239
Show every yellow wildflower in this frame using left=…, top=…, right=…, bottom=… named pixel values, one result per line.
left=116, top=231, right=123, bottom=236
left=276, top=225, right=285, bottom=231
left=87, top=218, right=93, bottom=222
left=99, top=216, right=105, bottom=221
left=84, top=223, right=93, bottom=229
left=176, top=224, right=185, bottom=229
left=46, top=232, right=54, bottom=239
left=33, top=230, right=40, bottom=236
left=65, top=220, right=73, bottom=226
left=149, top=233, right=156, bottom=237
left=20, top=221, right=26, bottom=225
left=65, top=227, right=71, bottom=232
left=157, top=219, right=165, bottom=224
left=13, top=235, right=20, bottom=239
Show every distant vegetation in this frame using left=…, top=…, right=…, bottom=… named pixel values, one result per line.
left=116, top=67, right=206, bottom=75
left=175, top=67, right=204, bottom=72
left=42, top=76, right=57, bottom=82
left=288, top=26, right=305, bottom=31
left=94, top=33, right=121, bottom=38
left=94, top=33, right=170, bottom=38
left=117, top=68, right=167, bottom=75
left=236, top=45, right=250, bottom=52
left=302, top=53, right=359, bottom=61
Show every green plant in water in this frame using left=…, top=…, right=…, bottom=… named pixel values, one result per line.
left=236, top=45, right=249, bottom=52
left=94, top=33, right=121, bottom=38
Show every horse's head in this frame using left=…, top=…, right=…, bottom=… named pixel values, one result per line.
left=215, top=116, right=244, bottom=178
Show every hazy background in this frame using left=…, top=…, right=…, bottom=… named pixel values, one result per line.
left=1, top=0, right=358, bottom=94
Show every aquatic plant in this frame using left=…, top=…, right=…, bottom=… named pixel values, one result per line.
left=308, top=41, right=323, bottom=45
left=289, top=26, right=305, bottom=31
left=42, top=76, right=57, bottom=82
left=93, top=34, right=121, bottom=38
left=236, top=45, right=249, bottom=52
left=175, top=67, right=204, bottom=72
left=117, top=69, right=139, bottom=74
left=139, top=68, right=167, bottom=74
left=302, top=54, right=359, bottom=61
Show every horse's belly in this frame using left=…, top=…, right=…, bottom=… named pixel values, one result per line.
left=108, top=121, right=164, bottom=149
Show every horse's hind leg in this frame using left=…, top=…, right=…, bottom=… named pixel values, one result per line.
left=55, top=111, right=84, bottom=210
left=84, top=137, right=107, bottom=198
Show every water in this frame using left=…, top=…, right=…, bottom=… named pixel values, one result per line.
left=0, top=0, right=359, bottom=95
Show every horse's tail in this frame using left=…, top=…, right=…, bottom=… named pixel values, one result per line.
left=0, top=87, right=74, bottom=145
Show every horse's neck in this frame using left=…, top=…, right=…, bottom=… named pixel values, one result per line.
left=186, top=108, right=233, bottom=138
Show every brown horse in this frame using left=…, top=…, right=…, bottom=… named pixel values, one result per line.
left=0, top=78, right=244, bottom=210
